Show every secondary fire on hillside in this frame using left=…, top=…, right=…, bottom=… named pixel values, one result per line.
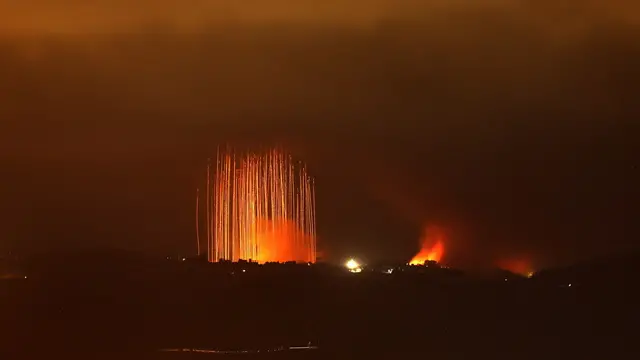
left=409, top=225, right=445, bottom=265
left=497, top=258, right=534, bottom=277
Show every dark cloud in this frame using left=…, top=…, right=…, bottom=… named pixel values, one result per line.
left=0, top=1, right=638, bottom=268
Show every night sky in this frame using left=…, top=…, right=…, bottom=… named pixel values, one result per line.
left=1, top=1, right=638, bottom=270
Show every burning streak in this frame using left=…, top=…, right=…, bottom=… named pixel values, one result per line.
left=409, top=225, right=445, bottom=265
left=201, top=148, right=316, bottom=263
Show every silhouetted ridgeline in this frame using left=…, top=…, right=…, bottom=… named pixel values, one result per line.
left=1, top=250, right=638, bottom=359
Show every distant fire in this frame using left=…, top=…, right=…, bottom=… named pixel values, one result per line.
left=409, top=225, right=445, bottom=264
left=497, top=258, right=533, bottom=277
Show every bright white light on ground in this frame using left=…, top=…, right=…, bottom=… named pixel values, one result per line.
left=345, top=258, right=362, bottom=273
left=346, top=259, right=359, bottom=270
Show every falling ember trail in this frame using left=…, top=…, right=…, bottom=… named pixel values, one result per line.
left=196, top=188, right=201, bottom=257
left=201, top=148, right=317, bottom=263
left=409, top=225, right=445, bottom=264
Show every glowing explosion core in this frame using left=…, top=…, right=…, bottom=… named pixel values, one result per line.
left=200, top=148, right=316, bottom=263
left=409, top=225, right=445, bottom=265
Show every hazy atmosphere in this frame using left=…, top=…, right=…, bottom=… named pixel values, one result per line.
left=1, top=0, right=638, bottom=269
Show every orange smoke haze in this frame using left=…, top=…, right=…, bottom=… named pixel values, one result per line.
left=497, top=258, right=533, bottom=276
left=409, top=225, right=445, bottom=264
left=1, top=1, right=638, bottom=35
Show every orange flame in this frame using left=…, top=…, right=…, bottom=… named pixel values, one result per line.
left=253, top=218, right=315, bottom=263
left=409, top=225, right=445, bottom=264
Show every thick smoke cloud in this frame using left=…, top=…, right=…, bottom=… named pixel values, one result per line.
left=0, top=1, right=637, bottom=267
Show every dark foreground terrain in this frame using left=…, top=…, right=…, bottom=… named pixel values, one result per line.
left=1, top=251, right=638, bottom=359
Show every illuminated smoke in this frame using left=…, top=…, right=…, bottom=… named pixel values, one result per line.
left=409, top=225, right=445, bottom=264
left=202, top=148, right=316, bottom=263
left=497, top=258, right=533, bottom=277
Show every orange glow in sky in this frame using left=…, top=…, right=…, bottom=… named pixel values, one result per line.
left=497, top=258, right=533, bottom=277
left=252, top=218, right=315, bottom=263
left=409, top=225, right=445, bottom=264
